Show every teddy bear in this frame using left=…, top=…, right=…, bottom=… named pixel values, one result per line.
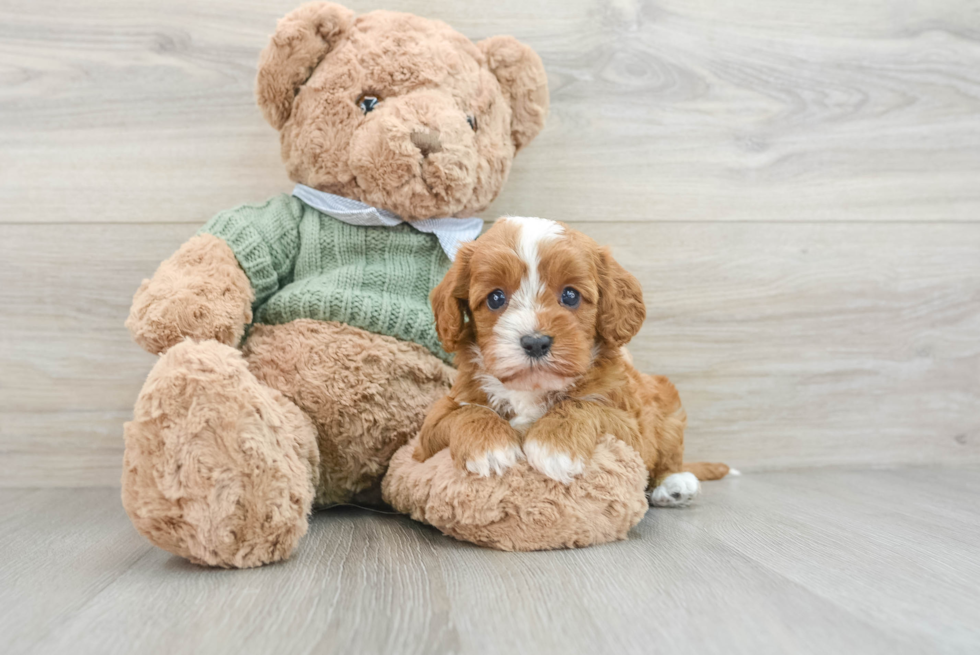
left=121, top=2, right=549, bottom=568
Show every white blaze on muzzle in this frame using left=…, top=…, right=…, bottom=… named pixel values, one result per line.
left=491, top=216, right=565, bottom=373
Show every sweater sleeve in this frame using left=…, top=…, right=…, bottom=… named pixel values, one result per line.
left=197, top=194, right=305, bottom=309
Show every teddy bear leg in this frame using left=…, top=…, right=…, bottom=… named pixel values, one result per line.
left=122, top=339, right=320, bottom=568
left=242, top=320, right=455, bottom=508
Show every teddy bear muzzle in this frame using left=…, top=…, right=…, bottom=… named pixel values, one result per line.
left=346, top=90, right=482, bottom=220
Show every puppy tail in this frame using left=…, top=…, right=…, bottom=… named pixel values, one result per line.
left=682, top=461, right=735, bottom=481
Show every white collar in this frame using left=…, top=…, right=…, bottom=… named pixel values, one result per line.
left=292, top=184, right=482, bottom=261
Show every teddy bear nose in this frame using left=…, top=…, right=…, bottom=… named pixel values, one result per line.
left=410, top=129, right=443, bottom=157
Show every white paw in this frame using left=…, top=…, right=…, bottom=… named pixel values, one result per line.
left=523, top=441, right=585, bottom=485
left=465, top=444, right=524, bottom=477
left=648, top=472, right=701, bottom=507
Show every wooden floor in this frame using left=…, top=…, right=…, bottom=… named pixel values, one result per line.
left=3, top=468, right=978, bottom=655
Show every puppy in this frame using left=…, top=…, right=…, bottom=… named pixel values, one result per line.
left=414, top=217, right=730, bottom=506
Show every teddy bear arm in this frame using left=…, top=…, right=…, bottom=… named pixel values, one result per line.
left=126, top=234, right=254, bottom=355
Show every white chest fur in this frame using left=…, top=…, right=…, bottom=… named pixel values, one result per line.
left=476, top=373, right=552, bottom=434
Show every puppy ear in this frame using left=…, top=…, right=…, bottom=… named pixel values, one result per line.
left=596, top=247, right=646, bottom=348
left=478, top=36, right=549, bottom=152
left=430, top=243, right=474, bottom=352
left=256, top=2, right=354, bottom=130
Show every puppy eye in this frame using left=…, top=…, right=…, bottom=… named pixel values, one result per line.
left=466, top=115, right=477, bottom=131
left=487, top=289, right=506, bottom=310
left=358, top=95, right=380, bottom=114
left=560, top=287, right=581, bottom=309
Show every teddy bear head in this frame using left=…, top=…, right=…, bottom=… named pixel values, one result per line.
left=255, top=2, right=549, bottom=220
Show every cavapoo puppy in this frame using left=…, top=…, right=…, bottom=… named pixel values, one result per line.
left=413, top=217, right=730, bottom=506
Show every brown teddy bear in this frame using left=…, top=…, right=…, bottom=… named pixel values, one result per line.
left=121, top=2, right=549, bottom=568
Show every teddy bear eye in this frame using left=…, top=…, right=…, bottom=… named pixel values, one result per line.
left=466, top=115, right=477, bottom=131
left=560, top=287, right=581, bottom=309
left=358, top=95, right=380, bottom=114
left=487, top=289, right=506, bottom=310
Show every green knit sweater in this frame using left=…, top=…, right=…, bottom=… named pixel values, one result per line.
left=199, top=194, right=452, bottom=363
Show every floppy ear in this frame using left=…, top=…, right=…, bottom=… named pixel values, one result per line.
left=478, top=36, right=549, bottom=152
left=596, top=247, right=646, bottom=348
left=430, top=243, right=474, bottom=352
left=256, top=2, right=354, bottom=130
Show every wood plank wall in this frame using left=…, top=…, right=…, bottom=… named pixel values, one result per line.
left=1, top=0, right=978, bottom=485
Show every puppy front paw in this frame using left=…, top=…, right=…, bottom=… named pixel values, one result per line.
left=448, top=420, right=523, bottom=477
left=523, top=441, right=585, bottom=485
left=464, top=444, right=524, bottom=477
left=648, top=472, right=701, bottom=507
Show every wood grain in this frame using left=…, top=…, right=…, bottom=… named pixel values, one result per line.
left=0, top=489, right=152, bottom=654
left=4, top=471, right=978, bottom=654
left=1, top=0, right=979, bottom=484
left=594, top=221, right=980, bottom=469
left=1, top=222, right=977, bottom=485
left=0, top=0, right=978, bottom=224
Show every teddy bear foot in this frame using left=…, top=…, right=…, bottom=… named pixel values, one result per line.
left=383, top=434, right=649, bottom=551
left=122, top=339, right=320, bottom=568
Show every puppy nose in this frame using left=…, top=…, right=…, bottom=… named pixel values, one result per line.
left=410, top=129, right=442, bottom=157
left=520, top=334, right=553, bottom=359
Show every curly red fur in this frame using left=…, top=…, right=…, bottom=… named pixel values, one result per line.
left=417, top=217, right=728, bottom=487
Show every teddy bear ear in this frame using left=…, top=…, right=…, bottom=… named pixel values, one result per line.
left=478, top=36, right=550, bottom=152
left=256, top=2, right=355, bottom=130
